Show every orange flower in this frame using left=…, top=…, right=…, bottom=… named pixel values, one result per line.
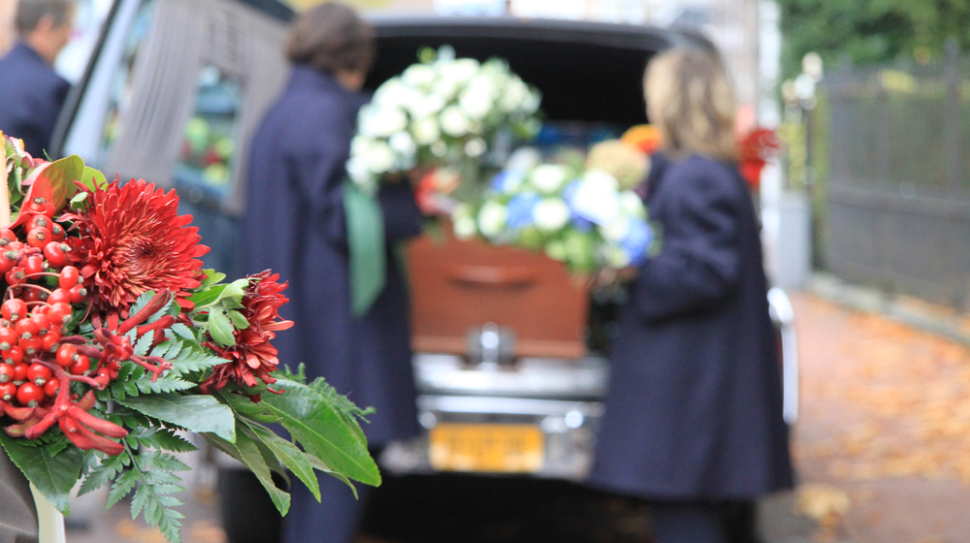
left=201, top=272, right=294, bottom=394
left=621, top=124, right=663, bottom=155
left=64, top=180, right=209, bottom=318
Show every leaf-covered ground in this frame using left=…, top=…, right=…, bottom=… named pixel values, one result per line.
left=791, top=294, right=970, bottom=543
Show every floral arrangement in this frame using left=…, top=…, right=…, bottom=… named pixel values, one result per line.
left=0, top=134, right=378, bottom=543
left=738, top=127, right=780, bottom=190
left=346, top=46, right=542, bottom=195
left=451, top=153, right=656, bottom=273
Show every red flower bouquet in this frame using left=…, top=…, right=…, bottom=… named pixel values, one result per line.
left=0, top=133, right=379, bottom=543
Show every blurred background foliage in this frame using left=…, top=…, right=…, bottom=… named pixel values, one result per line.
left=777, top=0, right=970, bottom=80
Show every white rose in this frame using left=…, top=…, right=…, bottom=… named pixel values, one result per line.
left=506, top=147, right=542, bottom=173
left=532, top=199, right=570, bottom=232
left=453, top=216, right=478, bottom=240
left=433, top=78, right=461, bottom=101
left=408, top=93, right=446, bottom=118
left=600, top=217, right=630, bottom=242
left=412, top=116, right=441, bottom=145
left=569, top=171, right=622, bottom=226
left=363, top=140, right=396, bottom=174
left=464, top=138, right=487, bottom=158
left=389, top=131, right=417, bottom=157
left=477, top=201, right=508, bottom=238
left=346, top=156, right=372, bottom=187
left=440, top=58, right=479, bottom=84
left=620, top=191, right=647, bottom=219
left=530, top=164, right=568, bottom=194
left=402, top=64, right=436, bottom=88
left=459, top=87, right=494, bottom=120
left=500, top=79, right=528, bottom=112
left=440, top=106, right=471, bottom=137
left=431, top=141, right=448, bottom=157
left=360, top=106, right=407, bottom=138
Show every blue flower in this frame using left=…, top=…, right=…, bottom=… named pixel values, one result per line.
left=507, top=192, right=540, bottom=229
left=563, top=181, right=592, bottom=231
left=620, top=219, right=653, bottom=266
left=490, top=171, right=510, bottom=192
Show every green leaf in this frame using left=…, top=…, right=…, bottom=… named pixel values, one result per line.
left=146, top=428, right=198, bottom=453
left=0, top=432, right=84, bottom=514
left=134, top=330, right=154, bottom=357
left=242, top=421, right=320, bottom=501
left=223, top=379, right=380, bottom=486
left=204, top=426, right=290, bottom=516
left=167, top=348, right=228, bottom=376
left=69, top=191, right=89, bottom=210
left=80, top=166, right=107, bottom=191
left=120, top=395, right=236, bottom=442
left=137, top=450, right=191, bottom=472
left=78, top=452, right=127, bottom=497
left=107, top=468, right=139, bottom=508
left=188, top=284, right=227, bottom=308
left=199, top=270, right=227, bottom=289
left=170, top=324, right=196, bottom=342
left=228, top=310, right=250, bottom=329
left=29, top=154, right=85, bottom=211
left=134, top=375, right=196, bottom=395
left=208, top=309, right=235, bottom=347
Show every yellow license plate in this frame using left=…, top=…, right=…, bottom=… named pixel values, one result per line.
left=429, top=424, right=544, bottom=473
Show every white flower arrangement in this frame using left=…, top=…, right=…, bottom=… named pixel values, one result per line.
left=348, top=46, right=542, bottom=195
left=455, top=156, right=657, bottom=272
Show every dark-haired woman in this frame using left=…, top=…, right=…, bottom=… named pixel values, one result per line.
left=242, top=3, right=422, bottom=543
left=588, top=48, right=794, bottom=543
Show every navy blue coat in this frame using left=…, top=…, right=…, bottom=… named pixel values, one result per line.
left=0, top=43, right=70, bottom=158
left=243, top=66, right=421, bottom=446
left=589, top=155, right=793, bottom=500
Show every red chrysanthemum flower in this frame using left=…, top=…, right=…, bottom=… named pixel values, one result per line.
left=201, top=272, right=294, bottom=395
left=65, top=179, right=210, bottom=318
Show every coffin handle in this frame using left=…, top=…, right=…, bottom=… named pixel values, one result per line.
left=446, top=265, right=539, bottom=289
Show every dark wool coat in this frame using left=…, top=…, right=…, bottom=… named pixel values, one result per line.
left=589, top=154, right=794, bottom=500
left=242, top=66, right=421, bottom=447
left=0, top=42, right=70, bottom=158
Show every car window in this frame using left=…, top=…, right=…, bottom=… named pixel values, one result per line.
left=173, top=66, right=242, bottom=206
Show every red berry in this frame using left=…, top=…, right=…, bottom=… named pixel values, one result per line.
left=30, top=313, right=50, bottom=336
left=23, top=255, right=44, bottom=277
left=26, top=197, right=54, bottom=217
left=43, top=379, right=58, bottom=397
left=1, top=299, right=26, bottom=321
left=2, top=347, right=23, bottom=365
left=18, top=336, right=41, bottom=356
left=20, top=288, right=40, bottom=303
left=0, top=229, right=14, bottom=246
left=26, top=363, right=50, bottom=386
left=14, top=318, right=37, bottom=339
left=58, top=266, right=79, bottom=289
left=68, top=284, right=87, bottom=304
left=16, top=382, right=44, bottom=406
left=0, top=326, right=17, bottom=351
left=47, top=289, right=70, bottom=305
left=49, top=223, right=65, bottom=242
left=12, top=364, right=28, bottom=383
left=5, top=241, right=22, bottom=253
left=0, top=252, right=16, bottom=274
left=55, top=344, right=77, bottom=368
left=0, top=365, right=13, bottom=383
left=4, top=267, right=25, bottom=286
left=68, top=355, right=90, bottom=376
left=43, top=242, right=69, bottom=268
left=0, top=383, right=15, bottom=401
left=49, top=302, right=72, bottom=325
left=41, top=333, right=59, bottom=353
left=26, top=215, right=50, bottom=232
left=26, top=227, right=50, bottom=249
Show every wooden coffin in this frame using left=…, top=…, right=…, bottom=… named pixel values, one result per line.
left=407, top=232, right=589, bottom=360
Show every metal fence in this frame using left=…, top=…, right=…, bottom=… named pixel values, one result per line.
left=818, top=49, right=970, bottom=307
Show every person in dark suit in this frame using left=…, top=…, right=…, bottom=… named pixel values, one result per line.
left=588, top=48, right=794, bottom=543
left=0, top=0, right=73, bottom=158
left=242, top=3, right=422, bottom=542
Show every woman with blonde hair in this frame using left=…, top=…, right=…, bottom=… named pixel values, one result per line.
left=588, top=48, right=793, bottom=543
